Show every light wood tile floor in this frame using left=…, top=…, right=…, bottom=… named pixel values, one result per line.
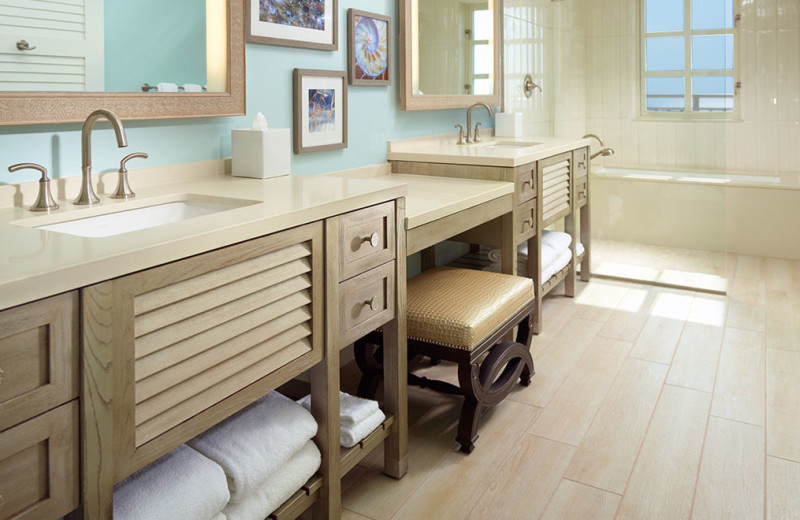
left=341, top=253, right=800, bottom=520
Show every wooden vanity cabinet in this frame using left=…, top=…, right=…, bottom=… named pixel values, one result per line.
left=0, top=292, right=80, bottom=520
left=74, top=199, right=406, bottom=520
left=392, top=145, right=591, bottom=333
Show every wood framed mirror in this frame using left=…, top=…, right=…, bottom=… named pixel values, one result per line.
left=400, top=0, right=502, bottom=111
left=0, top=0, right=245, bottom=125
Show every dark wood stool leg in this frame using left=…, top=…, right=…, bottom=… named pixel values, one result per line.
left=456, top=361, right=482, bottom=453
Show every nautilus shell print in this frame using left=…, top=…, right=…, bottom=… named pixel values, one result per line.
left=353, top=16, right=388, bottom=79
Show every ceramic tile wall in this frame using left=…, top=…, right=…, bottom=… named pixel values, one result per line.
left=585, top=0, right=800, bottom=174
left=503, top=0, right=556, bottom=136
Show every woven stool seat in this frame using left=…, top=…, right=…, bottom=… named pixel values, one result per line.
left=407, top=266, right=534, bottom=350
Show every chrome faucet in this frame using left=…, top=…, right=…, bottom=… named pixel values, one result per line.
left=75, top=109, right=128, bottom=205
left=582, top=133, right=605, bottom=147
left=465, top=102, right=494, bottom=144
left=582, top=133, right=615, bottom=160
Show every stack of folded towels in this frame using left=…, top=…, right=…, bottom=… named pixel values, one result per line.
left=298, top=391, right=386, bottom=448
left=113, top=391, right=320, bottom=520
left=484, top=230, right=584, bottom=282
left=189, top=392, right=321, bottom=520
left=113, top=444, right=230, bottom=520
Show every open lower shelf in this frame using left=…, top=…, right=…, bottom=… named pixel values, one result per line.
left=267, top=414, right=396, bottom=520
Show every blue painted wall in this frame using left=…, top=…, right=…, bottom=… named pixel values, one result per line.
left=0, top=0, right=493, bottom=185
left=104, top=0, right=207, bottom=92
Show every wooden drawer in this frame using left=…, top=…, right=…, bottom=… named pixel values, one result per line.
left=339, top=261, right=396, bottom=347
left=515, top=199, right=537, bottom=243
left=0, top=292, right=78, bottom=432
left=515, top=165, right=536, bottom=204
left=338, top=201, right=396, bottom=281
left=573, top=147, right=588, bottom=177
left=0, top=400, right=79, bottom=520
left=575, top=178, right=588, bottom=208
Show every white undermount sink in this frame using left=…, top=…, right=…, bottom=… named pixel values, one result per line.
left=15, top=195, right=258, bottom=238
left=480, top=140, right=541, bottom=150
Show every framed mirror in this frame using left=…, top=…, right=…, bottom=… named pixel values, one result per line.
left=0, top=0, right=245, bottom=125
left=400, top=0, right=502, bottom=111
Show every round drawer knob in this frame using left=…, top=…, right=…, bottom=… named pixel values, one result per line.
left=364, top=232, right=380, bottom=248
left=365, top=296, right=378, bottom=311
left=523, top=219, right=533, bottom=229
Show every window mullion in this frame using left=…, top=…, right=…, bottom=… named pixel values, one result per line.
left=685, top=0, right=692, bottom=112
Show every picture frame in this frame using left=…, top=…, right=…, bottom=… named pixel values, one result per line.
left=347, top=9, right=391, bottom=86
left=247, top=0, right=338, bottom=51
left=293, top=69, right=348, bottom=154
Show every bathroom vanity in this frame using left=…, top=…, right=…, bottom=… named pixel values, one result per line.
left=387, top=134, right=592, bottom=333
left=0, top=172, right=408, bottom=520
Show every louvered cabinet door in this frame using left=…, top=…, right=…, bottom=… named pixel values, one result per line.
left=81, top=222, right=324, bottom=488
left=538, top=151, right=573, bottom=227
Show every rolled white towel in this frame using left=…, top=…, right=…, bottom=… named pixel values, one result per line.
left=298, top=391, right=380, bottom=427
left=188, top=392, right=318, bottom=502
left=223, top=441, right=321, bottom=520
left=156, top=82, right=179, bottom=92
left=341, top=408, right=386, bottom=449
left=182, top=83, right=204, bottom=92
left=542, top=242, right=584, bottom=283
left=211, top=513, right=227, bottom=520
left=541, top=230, right=572, bottom=254
left=113, top=444, right=229, bottom=520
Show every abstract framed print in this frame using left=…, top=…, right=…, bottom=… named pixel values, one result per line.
left=247, top=0, right=338, bottom=50
left=347, top=9, right=391, bottom=86
left=293, top=69, right=348, bottom=154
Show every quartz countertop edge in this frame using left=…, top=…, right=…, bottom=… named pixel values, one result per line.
left=0, top=174, right=407, bottom=311
left=387, top=134, right=593, bottom=168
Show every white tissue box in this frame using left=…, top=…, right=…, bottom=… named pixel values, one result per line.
left=232, top=128, right=291, bottom=179
left=495, top=112, right=523, bottom=138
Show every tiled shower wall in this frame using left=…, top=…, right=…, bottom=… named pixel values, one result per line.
left=585, top=0, right=800, bottom=174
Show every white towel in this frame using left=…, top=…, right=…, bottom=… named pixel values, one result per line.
left=341, top=408, right=386, bottom=449
left=211, top=513, right=227, bottom=520
left=188, top=392, right=318, bottom=502
left=541, top=230, right=573, bottom=255
left=487, top=248, right=502, bottom=263
left=298, top=391, right=380, bottom=427
left=542, top=242, right=585, bottom=283
left=113, top=444, right=229, bottom=520
left=156, top=82, right=179, bottom=92
left=223, top=441, right=321, bottom=520
left=183, top=83, right=204, bottom=92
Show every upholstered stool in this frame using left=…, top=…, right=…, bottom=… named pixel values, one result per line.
left=354, top=266, right=535, bottom=453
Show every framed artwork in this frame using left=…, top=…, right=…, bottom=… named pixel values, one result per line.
left=247, top=0, right=338, bottom=51
left=347, top=9, right=391, bottom=86
left=293, top=69, right=348, bottom=154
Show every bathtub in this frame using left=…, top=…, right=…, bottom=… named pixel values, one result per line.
left=591, top=167, right=800, bottom=260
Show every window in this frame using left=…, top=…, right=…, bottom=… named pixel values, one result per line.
left=641, top=0, right=738, bottom=117
left=465, top=5, right=493, bottom=95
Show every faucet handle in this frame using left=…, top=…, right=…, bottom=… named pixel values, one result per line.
left=9, top=162, right=59, bottom=212
left=473, top=122, right=483, bottom=143
left=110, top=152, right=148, bottom=200
left=455, top=124, right=466, bottom=145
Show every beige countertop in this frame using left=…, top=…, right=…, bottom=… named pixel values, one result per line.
left=387, top=133, right=592, bottom=168
left=0, top=172, right=407, bottom=311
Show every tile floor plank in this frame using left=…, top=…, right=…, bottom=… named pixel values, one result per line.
left=767, top=456, right=800, bottom=520
left=711, top=328, right=766, bottom=426
left=765, top=290, right=800, bottom=352
left=564, top=359, right=668, bottom=494
left=616, top=385, right=711, bottom=520
left=629, top=315, right=686, bottom=365
left=766, top=348, right=800, bottom=462
left=725, top=277, right=766, bottom=332
left=466, top=435, right=576, bottom=520
left=530, top=336, right=631, bottom=446
left=667, top=322, right=724, bottom=393
left=597, top=284, right=655, bottom=342
left=539, top=479, right=620, bottom=520
left=692, top=417, right=765, bottom=520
